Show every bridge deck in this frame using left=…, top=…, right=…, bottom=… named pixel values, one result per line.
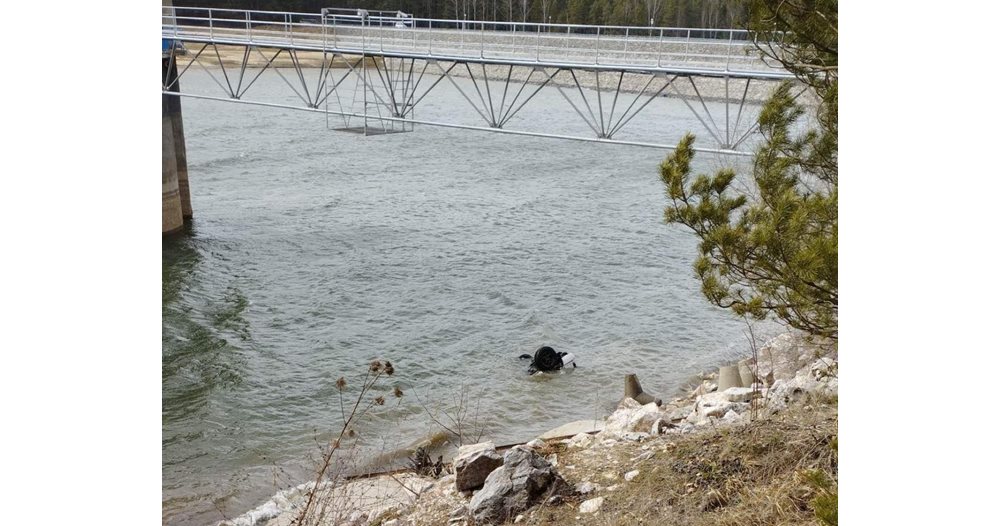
left=163, top=7, right=792, bottom=80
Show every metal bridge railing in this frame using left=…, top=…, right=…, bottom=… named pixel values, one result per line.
left=162, top=6, right=787, bottom=77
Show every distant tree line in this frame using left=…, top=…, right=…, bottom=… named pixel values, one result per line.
left=173, top=0, right=746, bottom=28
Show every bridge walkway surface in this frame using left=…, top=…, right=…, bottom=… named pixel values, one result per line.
left=162, top=6, right=801, bottom=154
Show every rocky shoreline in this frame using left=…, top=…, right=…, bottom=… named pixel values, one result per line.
left=219, top=332, right=837, bottom=526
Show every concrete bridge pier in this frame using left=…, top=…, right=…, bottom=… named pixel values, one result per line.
left=162, top=53, right=191, bottom=235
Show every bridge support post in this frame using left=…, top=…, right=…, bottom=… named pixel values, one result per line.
left=162, top=52, right=191, bottom=235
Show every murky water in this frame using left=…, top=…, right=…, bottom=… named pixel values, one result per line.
left=162, top=68, right=757, bottom=525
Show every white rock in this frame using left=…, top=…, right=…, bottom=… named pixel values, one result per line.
left=650, top=418, right=668, bottom=435
left=576, top=481, right=596, bottom=494
left=579, top=496, right=605, bottom=513
left=525, top=439, right=545, bottom=449
left=566, top=432, right=594, bottom=448
left=721, top=387, right=754, bottom=403
left=695, top=392, right=735, bottom=418
left=617, top=397, right=642, bottom=410
left=624, top=470, right=640, bottom=482
left=603, top=400, right=663, bottom=438
left=631, top=450, right=654, bottom=462
left=514, top=514, right=525, bottom=523
left=695, top=391, right=753, bottom=420
left=721, top=409, right=744, bottom=423
left=546, top=453, right=558, bottom=467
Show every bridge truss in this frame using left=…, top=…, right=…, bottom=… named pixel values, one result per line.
left=162, top=7, right=800, bottom=155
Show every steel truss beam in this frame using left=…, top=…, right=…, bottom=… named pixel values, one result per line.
left=164, top=42, right=778, bottom=155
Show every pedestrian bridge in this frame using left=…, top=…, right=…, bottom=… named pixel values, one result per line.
left=162, top=6, right=797, bottom=154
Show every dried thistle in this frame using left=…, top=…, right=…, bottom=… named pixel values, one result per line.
left=370, top=360, right=383, bottom=373
left=393, top=386, right=404, bottom=398
left=335, top=377, right=347, bottom=391
left=374, top=395, right=385, bottom=406
left=348, top=428, right=356, bottom=438
left=384, top=361, right=395, bottom=376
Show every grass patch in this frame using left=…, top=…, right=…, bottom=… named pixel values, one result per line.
left=522, top=398, right=837, bottom=526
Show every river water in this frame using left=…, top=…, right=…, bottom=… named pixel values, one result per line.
left=162, top=68, right=757, bottom=525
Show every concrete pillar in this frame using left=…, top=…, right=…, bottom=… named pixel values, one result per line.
left=163, top=56, right=185, bottom=235
left=163, top=52, right=192, bottom=220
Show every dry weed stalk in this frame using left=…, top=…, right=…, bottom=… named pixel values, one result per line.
left=412, top=383, right=487, bottom=449
left=291, top=360, right=400, bottom=526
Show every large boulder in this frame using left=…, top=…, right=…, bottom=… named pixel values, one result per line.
left=454, top=442, right=503, bottom=492
left=468, top=446, right=565, bottom=524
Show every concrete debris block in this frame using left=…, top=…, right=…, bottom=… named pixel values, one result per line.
left=739, top=362, right=756, bottom=388
left=579, top=496, right=604, bottom=514
left=576, top=481, right=596, bottom=494
left=454, top=442, right=504, bottom=492
left=538, top=419, right=605, bottom=439
left=624, top=373, right=662, bottom=406
left=546, top=454, right=558, bottom=467
left=721, top=387, right=755, bottom=403
left=469, top=446, right=565, bottom=525
left=624, top=470, right=640, bottom=482
left=718, top=365, right=743, bottom=391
